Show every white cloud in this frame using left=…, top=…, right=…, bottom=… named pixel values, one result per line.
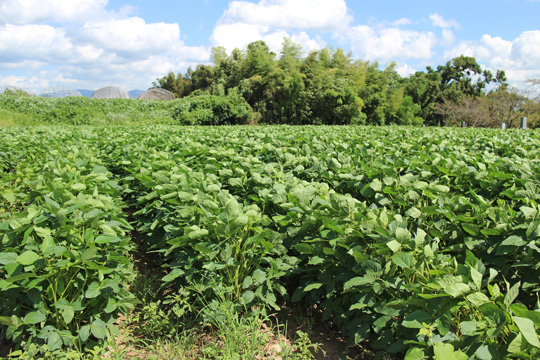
left=211, top=23, right=325, bottom=55
left=444, top=30, right=540, bottom=89
left=347, top=25, right=437, bottom=61
left=0, top=0, right=108, bottom=25
left=441, top=29, right=456, bottom=46
left=429, top=13, right=460, bottom=29
left=218, top=0, right=351, bottom=31
left=290, top=32, right=326, bottom=54
left=395, top=63, right=417, bottom=77
left=80, top=17, right=181, bottom=57
left=0, top=24, right=73, bottom=62
left=393, top=18, right=412, bottom=27
left=211, top=23, right=271, bottom=53
left=0, top=75, right=48, bottom=93
left=0, top=6, right=212, bottom=92
left=511, top=30, right=540, bottom=69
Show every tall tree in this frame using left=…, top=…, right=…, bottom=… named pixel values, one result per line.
left=151, top=71, right=190, bottom=98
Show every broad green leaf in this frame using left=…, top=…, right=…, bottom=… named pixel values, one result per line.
left=322, top=217, right=344, bottom=235
left=470, top=267, right=483, bottom=290
left=344, top=276, right=371, bottom=289
left=90, top=319, right=107, bottom=339
left=95, top=235, right=121, bottom=244
left=488, top=283, right=501, bottom=300
left=252, top=269, right=266, bottom=284
left=2, top=192, right=15, bottom=202
left=510, top=303, right=540, bottom=327
left=402, top=310, right=431, bottom=329
left=404, top=347, right=425, bottom=360
left=104, top=298, right=117, bottom=313
left=414, top=229, right=426, bottom=248
left=462, top=223, right=479, bottom=236
left=85, top=282, right=101, bottom=298
left=162, top=268, right=185, bottom=283
left=33, top=226, right=51, bottom=238
left=23, top=311, right=46, bottom=325
left=225, top=198, right=242, bottom=221
left=460, top=321, right=478, bottom=336
left=526, top=220, right=540, bottom=239
left=241, top=291, right=255, bottom=305
left=308, top=256, right=325, bottom=265
left=504, top=281, right=520, bottom=308
left=0, top=252, right=18, bottom=265
left=391, top=252, right=414, bottom=269
left=514, top=316, right=540, bottom=348
left=242, top=276, right=253, bottom=289
left=500, top=235, right=526, bottom=247
left=474, top=345, right=501, bottom=360
left=386, top=240, right=401, bottom=253
left=507, top=333, right=525, bottom=354
left=81, top=247, right=98, bottom=262
left=395, top=228, right=411, bottom=242
left=435, top=311, right=452, bottom=335
left=304, top=283, right=324, bottom=292
left=520, top=206, right=537, bottom=219
left=230, top=214, right=248, bottom=231
left=41, top=235, right=55, bottom=256
left=203, top=262, right=226, bottom=271
left=71, top=183, right=87, bottom=191
left=4, top=273, right=36, bottom=283
left=194, top=243, right=213, bottom=254
left=62, top=306, right=74, bottom=324
left=480, top=303, right=506, bottom=327
left=370, top=179, right=382, bottom=192
left=433, top=343, right=468, bottom=360
left=293, top=243, right=314, bottom=254
left=441, top=283, right=470, bottom=298
left=47, top=332, right=62, bottom=351
left=0, top=316, right=18, bottom=326
left=79, top=325, right=90, bottom=342
left=466, top=292, right=491, bottom=307
left=405, top=207, right=421, bottom=219
left=16, top=250, right=40, bottom=265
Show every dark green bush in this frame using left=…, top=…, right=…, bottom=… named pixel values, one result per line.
left=0, top=93, right=253, bottom=126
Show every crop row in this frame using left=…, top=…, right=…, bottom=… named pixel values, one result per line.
left=0, top=133, right=135, bottom=357
left=1, top=125, right=540, bottom=359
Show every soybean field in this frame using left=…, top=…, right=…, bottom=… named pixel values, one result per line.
left=1, top=125, right=540, bottom=359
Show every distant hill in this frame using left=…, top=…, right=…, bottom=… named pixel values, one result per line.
left=129, top=89, right=144, bottom=99
left=77, top=89, right=145, bottom=99
left=77, top=89, right=94, bottom=98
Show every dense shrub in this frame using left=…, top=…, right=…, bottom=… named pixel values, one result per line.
left=0, top=93, right=253, bottom=126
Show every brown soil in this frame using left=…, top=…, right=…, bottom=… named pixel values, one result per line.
left=273, top=306, right=373, bottom=360
left=0, top=338, right=14, bottom=358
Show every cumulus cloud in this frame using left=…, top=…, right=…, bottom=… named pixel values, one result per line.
left=219, top=0, right=352, bottom=31
left=0, top=0, right=108, bottom=25
left=211, top=23, right=325, bottom=54
left=441, top=29, right=456, bottom=46
left=347, top=25, right=437, bottom=61
left=80, top=17, right=181, bottom=57
left=0, top=24, right=73, bottom=63
left=210, top=0, right=337, bottom=54
left=0, top=1, right=212, bottom=91
left=429, top=13, right=460, bottom=29
left=0, top=74, right=49, bottom=93
left=2, top=0, right=538, bottom=94
left=394, top=63, right=417, bottom=77
left=393, top=18, right=412, bottom=27
left=444, top=30, right=540, bottom=87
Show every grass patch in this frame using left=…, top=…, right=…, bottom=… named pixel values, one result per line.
left=0, top=109, right=17, bottom=126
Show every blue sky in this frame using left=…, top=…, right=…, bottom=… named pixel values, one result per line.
left=1, top=0, right=539, bottom=95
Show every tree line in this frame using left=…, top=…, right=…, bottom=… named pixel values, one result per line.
left=153, top=39, right=540, bottom=127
